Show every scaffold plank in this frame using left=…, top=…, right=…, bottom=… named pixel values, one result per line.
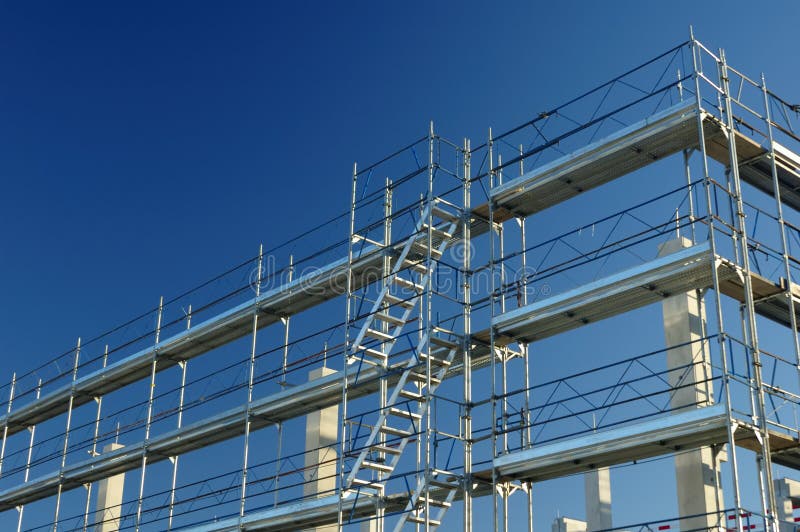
left=181, top=494, right=362, bottom=532
left=484, top=100, right=708, bottom=222
left=0, top=342, right=491, bottom=511
left=489, top=242, right=733, bottom=343
left=0, top=366, right=379, bottom=511
left=0, top=244, right=391, bottom=436
left=706, top=134, right=800, bottom=211
left=491, top=404, right=729, bottom=481
left=483, top=100, right=800, bottom=220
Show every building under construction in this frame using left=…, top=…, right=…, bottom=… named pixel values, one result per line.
left=1, top=33, right=800, bottom=531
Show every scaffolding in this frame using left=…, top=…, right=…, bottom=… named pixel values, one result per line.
left=1, top=31, right=800, bottom=531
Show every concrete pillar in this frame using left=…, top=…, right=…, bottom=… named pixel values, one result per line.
left=774, top=477, right=800, bottom=532
left=552, top=516, right=587, bottom=532
left=93, top=443, right=125, bottom=532
left=659, top=237, right=724, bottom=530
left=584, top=467, right=611, bottom=530
left=303, top=366, right=339, bottom=532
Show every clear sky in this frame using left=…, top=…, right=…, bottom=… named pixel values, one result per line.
left=1, top=1, right=799, bottom=530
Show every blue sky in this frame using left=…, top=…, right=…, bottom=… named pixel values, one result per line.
left=1, top=1, right=799, bottom=530
left=1, top=1, right=798, bottom=359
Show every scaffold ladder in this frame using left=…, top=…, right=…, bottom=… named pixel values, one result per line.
left=344, top=197, right=461, bottom=526
left=348, top=199, right=459, bottom=369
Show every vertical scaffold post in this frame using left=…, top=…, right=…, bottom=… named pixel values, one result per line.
left=241, top=245, right=264, bottom=519
left=135, top=297, right=163, bottom=531
left=338, top=161, right=358, bottom=530
left=53, top=338, right=81, bottom=532
left=519, top=144, right=533, bottom=532
left=678, top=63, right=697, bottom=244
left=374, top=177, right=391, bottom=532
left=275, top=256, right=292, bottom=508
left=168, top=306, right=191, bottom=530
left=422, top=120, right=436, bottom=528
left=689, top=30, right=744, bottom=528
left=761, top=73, right=800, bottom=404
left=83, top=345, right=109, bottom=531
left=281, top=255, right=294, bottom=382
left=0, top=372, right=16, bottom=478
left=16, top=378, right=40, bottom=532
left=719, top=48, right=777, bottom=526
left=496, top=153, right=508, bottom=532
left=462, top=137, right=473, bottom=532
left=487, top=125, right=500, bottom=531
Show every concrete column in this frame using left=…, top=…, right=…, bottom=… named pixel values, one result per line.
left=584, top=467, right=611, bottom=530
left=552, top=516, right=587, bottom=532
left=774, top=477, right=800, bottom=532
left=303, top=366, right=339, bottom=532
left=659, top=237, right=724, bottom=530
left=94, top=443, right=125, bottom=532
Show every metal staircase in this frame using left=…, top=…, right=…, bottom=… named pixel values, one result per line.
left=343, top=197, right=462, bottom=529
left=392, top=468, right=460, bottom=531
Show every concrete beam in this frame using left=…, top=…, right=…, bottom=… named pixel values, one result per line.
left=304, top=367, right=339, bottom=532
left=93, top=443, right=125, bottom=532
left=659, top=237, right=724, bottom=531
left=584, top=468, right=611, bottom=530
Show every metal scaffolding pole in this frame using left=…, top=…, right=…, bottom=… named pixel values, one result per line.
left=518, top=143, right=533, bottom=532
left=53, top=338, right=81, bottom=532
left=719, top=48, right=777, bottom=526
left=168, top=307, right=191, bottom=530
left=82, top=346, right=108, bottom=532
left=338, top=162, right=358, bottom=530
left=376, top=177, right=392, bottom=532
left=240, top=245, right=264, bottom=519
left=487, top=125, right=500, bottom=531
left=16, top=379, right=40, bottom=532
left=689, top=33, right=744, bottom=531
left=0, top=374, right=15, bottom=480
left=422, top=120, right=435, bottom=530
left=274, top=258, right=292, bottom=509
left=462, top=137, right=473, bottom=532
left=761, top=73, right=800, bottom=405
left=134, top=298, right=163, bottom=531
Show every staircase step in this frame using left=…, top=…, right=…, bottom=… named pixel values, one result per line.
left=393, top=276, right=424, bottom=292
left=389, top=407, right=422, bottom=420
left=429, top=336, right=458, bottom=350
left=428, top=470, right=458, bottom=489
left=399, top=389, right=425, bottom=402
left=410, top=240, right=443, bottom=258
left=419, top=353, right=452, bottom=367
left=384, top=293, right=416, bottom=309
left=352, top=233, right=385, bottom=247
left=356, top=346, right=388, bottom=362
left=403, top=259, right=430, bottom=275
left=362, top=460, right=394, bottom=473
left=379, top=425, right=413, bottom=438
left=374, top=312, right=406, bottom=327
left=350, top=355, right=384, bottom=368
left=350, top=478, right=384, bottom=491
left=417, top=496, right=452, bottom=508
left=428, top=477, right=458, bottom=490
left=371, top=443, right=403, bottom=455
left=422, top=223, right=454, bottom=239
left=407, top=372, right=442, bottom=385
left=407, top=515, right=441, bottom=526
left=364, top=328, right=394, bottom=343
left=432, top=204, right=461, bottom=224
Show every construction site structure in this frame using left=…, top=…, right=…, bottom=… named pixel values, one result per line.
left=1, top=31, right=800, bottom=531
